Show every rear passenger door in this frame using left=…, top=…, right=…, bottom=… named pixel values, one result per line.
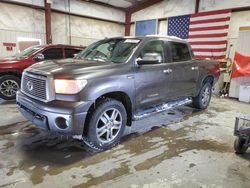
left=164, top=41, right=198, bottom=99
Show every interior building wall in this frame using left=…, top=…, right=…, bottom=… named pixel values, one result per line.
left=131, top=0, right=196, bottom=22
left=130, top=0, right=250, bottom=60
left=0, top=0, right=125, bottom=58
left=0, top=3, right=45, bottom=57
left=52, top=13, right=124, bottom=46
left=199, top=0, right=250, bottom=12
left=227, top=10, right=250, bottom=59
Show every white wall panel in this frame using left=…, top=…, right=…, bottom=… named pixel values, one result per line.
left=70, top=15, right=124, bottom=46
left=131, top=0, right=196, bottom=22
left=0, top=3, right=45, bottom=58
left=51, top=0, right=125, bottom=23
left=0, top=3, right=45, bottom=33
left=228, top=11, right=250, bottom=39
left=0, top=30, right=45, bottom=58
left=8, top=0, right=44, bottom=6
left=199, top=0, right=250, bottom=12
left=158, top=20, right=168, bottom=35
left=51, top=13, right=70, bottom=44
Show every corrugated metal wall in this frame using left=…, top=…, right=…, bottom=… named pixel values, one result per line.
left=0, top=0, right=125, bottom=58
left=0, top=29, right=46, bottom=57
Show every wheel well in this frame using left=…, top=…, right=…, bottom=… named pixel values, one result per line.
left=202, top=75, right=214, bottom=86
left=84, top=92, right=133, bottom=134
left=0, top=72, right=22, bottom=79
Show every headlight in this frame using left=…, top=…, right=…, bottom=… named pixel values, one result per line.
left=54, top=79, right=87, bottom=94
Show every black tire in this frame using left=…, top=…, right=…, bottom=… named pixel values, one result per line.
left=193, top=82, right=212, bottom=109
left=234, top=137, right=248, bottom=154
left=0, top=75, right=21, bottom=100
left=83, top=98, right=127, bottom=151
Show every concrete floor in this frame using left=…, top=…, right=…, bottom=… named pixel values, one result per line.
left=0, top=97, right=249, bottom=188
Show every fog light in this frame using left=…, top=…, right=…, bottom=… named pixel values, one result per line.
left=55, top=117, right=69, bottom=130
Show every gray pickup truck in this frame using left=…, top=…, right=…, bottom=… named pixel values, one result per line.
left=16, top=36, right=220, bottom=150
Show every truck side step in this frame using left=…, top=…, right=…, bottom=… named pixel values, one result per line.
left=133, top=97, right=193, bottom=121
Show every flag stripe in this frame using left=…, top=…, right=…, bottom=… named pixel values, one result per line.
left=189, top=25, right=229, bottom=32
left=189, top=21, right=230, bottom=29
left=190, top=17, right=230, bottom=25
left=189, top=29, right=228, bottom=35
left=188, top=37, right=227, bottom=42
left=168, top=9, right=231, bottom=60
left=195, top=55, right=225, bottom=59
left=190, top=9, right=231, bottom=18
left=194, top=51, right=225, bottom=56
left=190, top=13, right=231, bottom=21
left=189, top=33, right=228, bottom=38
left=189, top=40, right=227, bottom=45
left=191, top=44, right=227, bottom=49
left=192, top=48, right=227, bottom=52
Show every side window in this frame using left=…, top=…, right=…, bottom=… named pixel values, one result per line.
left=42, top=48, right=63, bottom=60
left=65, top=48, right=81, bottom=58
left=169, top=42, right=191, bottom=62
left=138, top=40, right=165, bottom=64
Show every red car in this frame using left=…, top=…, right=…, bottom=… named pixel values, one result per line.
left=0, top=44, right=84, bottom=100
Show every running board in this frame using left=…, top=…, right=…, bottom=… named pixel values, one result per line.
left=133, top=97, right=193, bottom=121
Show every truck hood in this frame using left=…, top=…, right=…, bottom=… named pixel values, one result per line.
left=27, top=58, right=124, bottom=79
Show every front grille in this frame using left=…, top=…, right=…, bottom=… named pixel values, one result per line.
left=22, top=73, right=47, bottom=101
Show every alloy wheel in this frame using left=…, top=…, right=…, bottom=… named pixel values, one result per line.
left=96, top=108, right=122, bottom=144
left=0, top=80, right=19, bottom=97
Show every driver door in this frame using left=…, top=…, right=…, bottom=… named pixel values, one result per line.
left=134, top=40, right=170, bottom=112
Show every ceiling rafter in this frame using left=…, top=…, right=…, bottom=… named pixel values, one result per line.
left=82, top=0, right=164, bottom=13
left=126, top=0, right=164, bottom=13
left=83, top=0, right=126, bottom=11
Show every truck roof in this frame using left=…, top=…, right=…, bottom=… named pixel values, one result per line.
left=111, top=35, right=187, bottom=44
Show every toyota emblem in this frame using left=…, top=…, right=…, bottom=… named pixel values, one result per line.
left=26, top=81, right=33, bottom=91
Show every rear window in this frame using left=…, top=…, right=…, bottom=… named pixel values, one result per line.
left=169, top=42, right=191, bottom=62
left=65, top=48, right=82, bottom=58
left=42, top=48, right=63, bottom=60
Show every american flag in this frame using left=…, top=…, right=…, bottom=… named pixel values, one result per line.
left=168, top=9, right=231, bottom=60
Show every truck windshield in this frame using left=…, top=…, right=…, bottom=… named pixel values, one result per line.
left=75, top=38, right=140, bottom=63
left=16, top=45, right=43, bottom=58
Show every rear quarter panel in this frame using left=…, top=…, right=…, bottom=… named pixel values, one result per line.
left=195, top=59, right=220, bottom=95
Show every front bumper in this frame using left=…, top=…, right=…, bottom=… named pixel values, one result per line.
left=16, top=91, right=93, bottom=135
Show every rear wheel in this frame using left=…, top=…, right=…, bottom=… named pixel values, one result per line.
left=83, top=98, right=127, bottom=151
left=193, top=82, right=212, bottom=109
left=234, top=137, right=248, bottom=154
left=0, top=75, right=20, bottom=100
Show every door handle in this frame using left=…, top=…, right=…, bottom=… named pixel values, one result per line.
left=163, top=69, right=172, bottom=74
left=191, top=66, right=198, bottom=70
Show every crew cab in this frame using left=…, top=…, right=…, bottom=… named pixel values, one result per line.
left=0, top=44, right=84, bottom=100
left=16, top=36, right=220, bottom=150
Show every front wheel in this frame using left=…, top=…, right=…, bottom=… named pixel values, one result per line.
left=0, top=75, right=20, bottom=100
left=193, top=82, right=212, bottom=109
left=83, top=98, right=127, bottom=151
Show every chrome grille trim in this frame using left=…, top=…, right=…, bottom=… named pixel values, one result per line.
left=21, top=71, right=55, bottom=102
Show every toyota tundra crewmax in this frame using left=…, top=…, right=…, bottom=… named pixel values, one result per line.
left=16, top=36, right=220, bottom=150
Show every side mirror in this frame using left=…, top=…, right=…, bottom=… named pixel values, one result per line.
left=136, top=53, right=162, bottom=65
left=34, top=53, right=44, bottom=62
